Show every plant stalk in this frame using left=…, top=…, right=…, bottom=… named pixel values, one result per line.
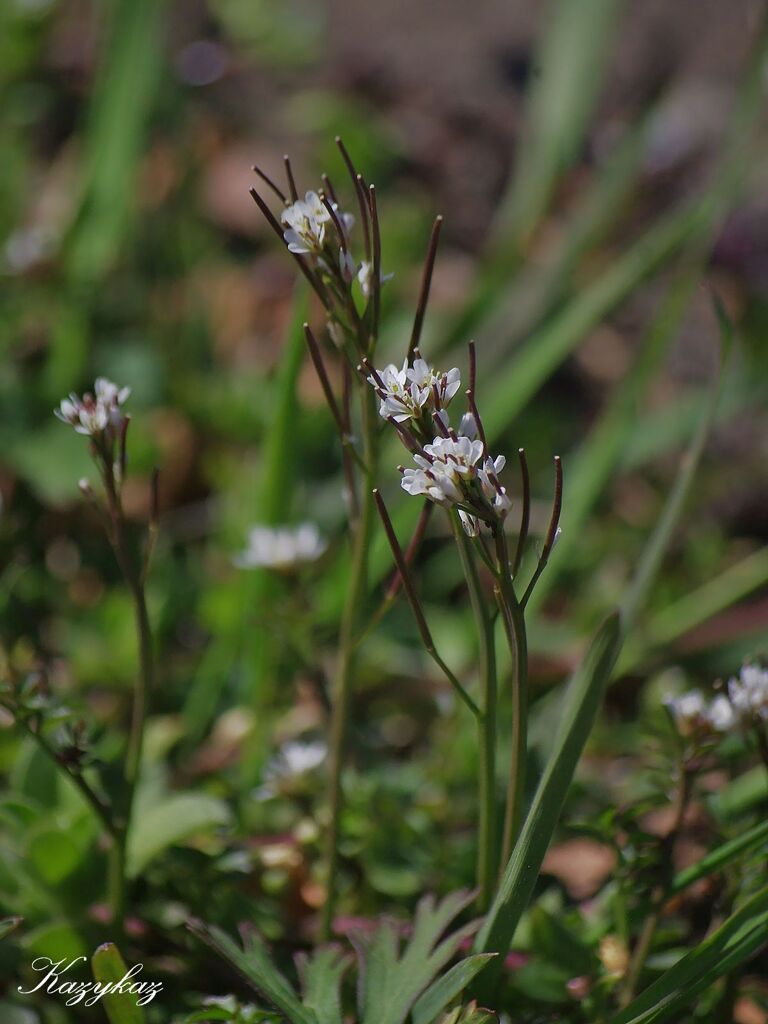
left=320, top=386, right=378, bottom=940
left=101, top=462, right=155, bottom=929
left=453, top=517, right=498, bottom=909
left=619, top=762, right=693, bottom=1006
left=493, top=529, right=529, bottom=868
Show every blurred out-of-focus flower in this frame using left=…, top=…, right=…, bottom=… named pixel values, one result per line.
left=665, top=690, right=708, bottom=736
left=728, top=663, right=768, bottom=723
left=234, top=523, right=326, bottom=571
left=54, top=378, right=130, bottom=437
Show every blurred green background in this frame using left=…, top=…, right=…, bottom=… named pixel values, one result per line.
left=1, top=0, right=768, bottom=1018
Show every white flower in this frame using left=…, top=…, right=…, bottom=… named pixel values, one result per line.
left=477, top=454, right=511, bottom=518
left=665, top=689, right=707, bottom=735
left=728, top=663, right=768, bottom=723
left=369, top=360, right=425, bottom=422
left=54, top=377, right=130, bottom=437
left=422, top=435, right=485, bottom=477
left=280, top=191, right=331, bottom=254
left=707, top=695, right=736, bottom=732
left=407, top=359, right=461, bottom=409
left=280, top=192, right=354, bottom=260
left=368, top=357, right=462, bottom=423
left=401, top=465, right=462, bottom=505
left=458, top=412, right=477, bottom=439
left=401, top=435, right=484, bottom=507
left=458, top=510, right=480, bottom=537
left=234, top=523, right=326, bottom=571
left=357, top=260, right=393, bottom=298
left=276, top=739, right=327, bottom=776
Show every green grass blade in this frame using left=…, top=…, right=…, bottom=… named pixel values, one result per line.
left=671, top=820, right=768, bottom=896
left=473, top=612, right=622, bottom=990
left=183, top=288, right=308, bottom=732
left=441, top=92, right=648, bottom=356
left=494, top=0, right=624, bottom=248
left=632, top=545, right=768, bottom=660
left=619, top=337, right=727, bottom=633
left=481, top=200, right=705, bottom=440
left=606, top=887, right=768, bottom=1024
left=91, top=943, right=146, bottom=1024
left=524, top=260, right=704, bottom=619
left=411, top=955, right=497, bottom=1024
left=46, top=0, right=167, bottom=398
left=64, top=0, right=166, bottom=282
left=241, top=284, right=309, bottom=685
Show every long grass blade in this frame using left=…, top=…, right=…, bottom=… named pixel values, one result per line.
left=606, top=887, right=768, bottom=1024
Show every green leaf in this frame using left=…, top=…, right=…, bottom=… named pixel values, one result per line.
left=529, top=906, right=595, bottom=976
left=26, top=826, right=83, bottom=885
left=21, top=921, right=87, bottom=962
left=356, top=890, right=477, bottom=1024
left=296, top=946, right=350, bottom=1024
left=126, top=792, right=231, bottom=878
left=411, top=955, right=496, bottom=1024
left=606, top=887, right=768, bottom=1024
left=473, top=613, right=622, bottom=989
left=708, top=766, right=768, bottom=821
left=91, top=944, right=146, bottom=1024
left=187, top=919, right=316, bottom=1024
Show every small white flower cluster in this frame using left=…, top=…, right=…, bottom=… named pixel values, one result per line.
left=54, top=378, right=130, bottom=437
left=666, top=663, right=768, bottom=739
left=281, top=190, right=391, bottom=295
left=369, top=356, right=510, bottom=533
left=281, top=191, right=352, bottom=255
left=727, top=663, right=768, bottom=724
left=234, top=523, right=326, bottom=571
left=368, top=356, right=461, bottom=423
left=665, top=690, right=733, bottom=737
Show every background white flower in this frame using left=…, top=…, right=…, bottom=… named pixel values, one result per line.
left=665, top=690, right=707, bottom=735
left=728, top=663, right=768, bottom=722
left=234, top=523, right=327, bottom=570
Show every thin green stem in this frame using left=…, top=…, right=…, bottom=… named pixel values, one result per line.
left=452, top=515, right=498, bottom=910
left=619, top=763, right=693, bottom=1006
left=493, top=529, right=529, bottom=869
left=100, top=459, right=155, bottom=929
left=320, top=386, right=379, bottom=940
left=125, top=585, right=153, bottom=792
